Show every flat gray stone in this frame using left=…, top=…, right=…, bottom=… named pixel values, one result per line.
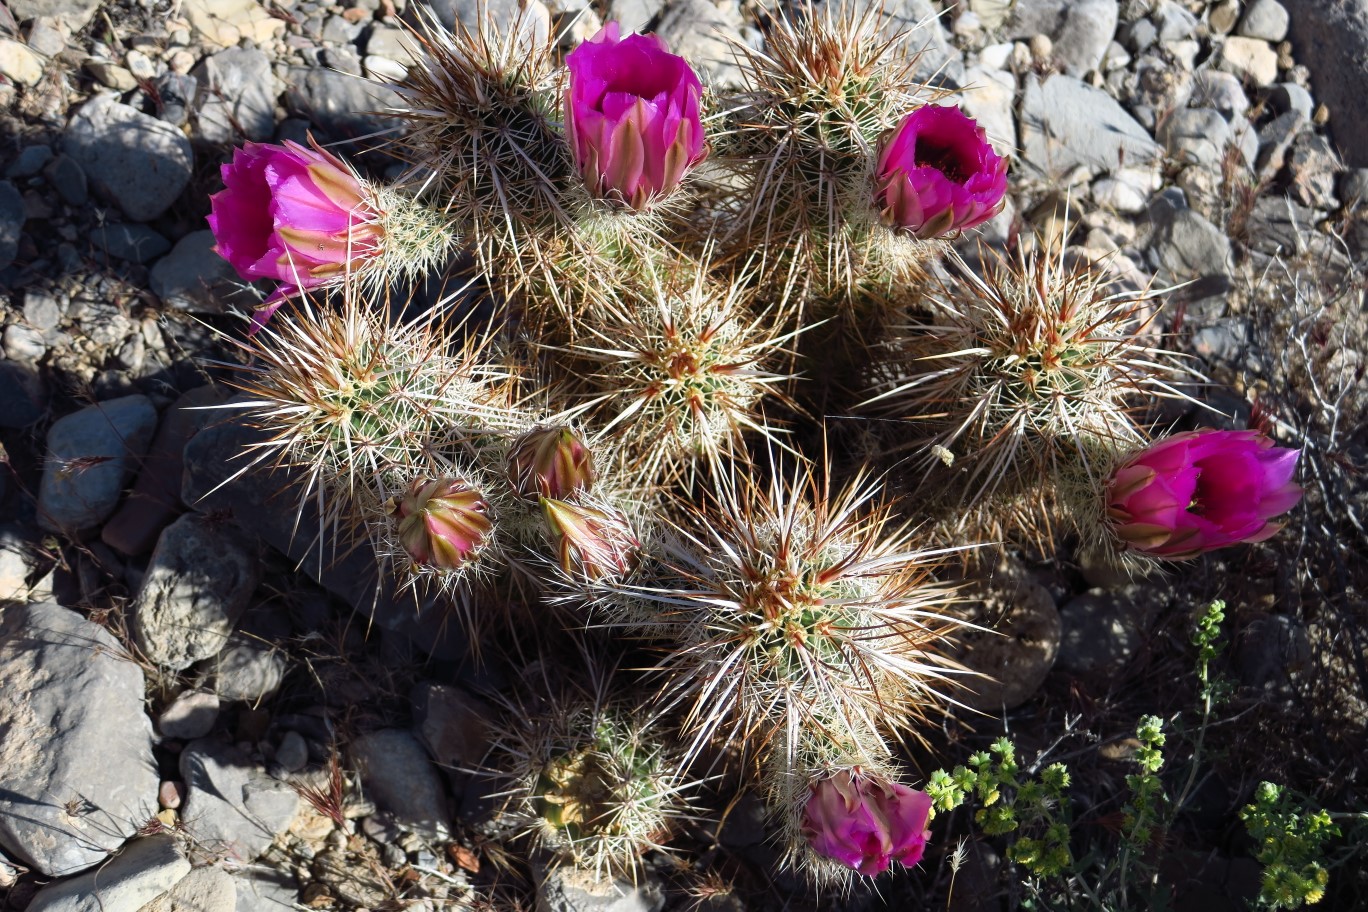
left=1057, top=589, right=1159, bottom=676
left=137, top=864, right=237, bottom=912
left=1007, top=0, right=1119, bottom=76
left=131, top=513, right=260, bottom=671
left=212, top=639, right=286, bottom=703
left=91, top=224, right=171, bottom=264
left=26, top=837, right=189, bottom=912
left=149, top=230, right=244, bottom=314
left=351, top=729, right=451, bottom=841
left=158, top=691, right=221, bottom=740
left=282, top=67, right=401, bottom=143
left=193, top=47, right=278, bottom=144
left=1288, top=0, right=1368, bottom=166
left=6, top=0, right=100, bottom=29
left=44, top=152, right=88, bottom=206
left=1158, top=107, right=1232, bottom=170
left=655, top=0, right=747, bottom=89
left=1019, top=74, right=1161, bottom=179
left=1237, top=0, right=1289, bottom=42
left=0, top=602, right=160, bottom=877
left=230, top=867, right=298, bottom=908
left=178, top=741, right=300, bottom=866
left=37, top=395, right=158, bottom=534
left=63, top=95, right=193, bottom=222
left=1147, top=193, right=1232, bottom=287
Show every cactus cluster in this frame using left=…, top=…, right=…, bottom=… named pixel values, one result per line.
left=204, top=2, right=1304, bottom=890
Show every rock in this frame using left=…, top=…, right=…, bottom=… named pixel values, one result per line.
left=1092, top=175, right=1149, bottom=213
left=158, top=691, right=221, bottom=740
left=0, top=527, right=31, bottom=600
left=1057, top=588, right=1161, bottom=676
left=1237, top=614, right=1310, bottom=690
left=1216, top=35, right=1279, bottom=85
left=655, top=0, right=747, bottom=89
left=132, top=514, right=262, bottom=669
left=1007, top=0, right=1119, bottom=75
left=91, top=224, right=172, bottom=263
left=606, top=0, right=664, bottom=33
left=6, top=145, right=55, bottom=178
left=7, top=0, right=100, bottom=29
left=957, top=65, right=1016, bottom=154
left=412, top=682, right=492, bottom=770
left=1209, top=0, right=1241, bottom=34
left=0, top=602, right=160, bottom=876
left=1340, top=168, right=1368, bottom=209
left=85, top=58, right=138, bottom=91
left=212, top=639, right=286, bottom=703
left=178, top=741, right=300, bottom=865
left=1286, top=132, right=1341, bottom=209
left=137, top=865, right=237, bottom=912
left=22, top=290, right=63, bottom=332
left=62, top=95, right=193, bottom=222
left=1237, top=0, right=1288, bottom=41
left=408, top=0, right=542, bottom=42
left=1255, top=108, right=1304, bottom=175
left=1265, top=81, right=1313, bottom=119
left=536, top=863, right=667, bottom=912
left=1287, top=0, right=1368, bottom=167
left=283, top=67, right=401, bottom=144
left=365, top=25, right=416, bottom=65
left=149, top=230, right=244, bottom=314
left=1018, top=74, right=1161, bottom=179
left=0, top=180, right=23, bottom=270
left=1191, top=70, right=1250, bottom=120
left=24, top=837, right=189, bottom=912
left=1158, top=107, right=1232, bottom=170
left=37, top=394, right=158, bottom=534
left=351, top=729, right=451, bottom=841
left=27, top=17, right=69, bottom=56
left=4, top=323, right=46, bottom=362
left=868, top=0, right=965, bottom=87
left=44, top=153, right=88, bottom=206
left=274, top=731, right=309, bottom=773
left=179, top=0, right=284, bottom=46
left=0, top=39, right=45, bottom=86
left=365, top=55, right=408, bottom=81
left=193, top=47, right=278, bottom=144
left=0, top=361, right=45, bottom=428
left=231, top=868, right=299, bottom=908
left=1147, top=193, right=1232, bottom=290
left=952, top=556, right=1061, bottom=710
left=1245, top=193, right=1325, bottom=256
left=1153, top=0, right=1197, bottom=41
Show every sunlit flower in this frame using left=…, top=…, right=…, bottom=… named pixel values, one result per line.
left=392, top=477, right=493, bottom=571
left=803, top=769, right=933, bottom=876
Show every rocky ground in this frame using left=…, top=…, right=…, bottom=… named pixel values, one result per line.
left=2, top=0, right=1368, bottom=910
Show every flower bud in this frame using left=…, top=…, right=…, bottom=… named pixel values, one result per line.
left=564, top=22, right=707, bottom=209
left=802, top=769, right=932, bottom=876
left=391, top=477, right=492, bottom=571
left=875, top=105, right=1008, bottom=239
left=207, top=138, right=385, bottom=330
left=506, top=426, right=596, bottom=501
left=1105, top=429, right=1302, bottom=559
left=540, top=497, right=640, bottom=582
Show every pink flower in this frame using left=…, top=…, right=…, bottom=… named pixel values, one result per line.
left=564, top=22, right=707, bottom=209
left=1106, top=429, right=1302, bottom=560
left=391, top=477, right=493, bottom=571
left=207, top=139, right=384, bottom=331
left=540, top=497, right=640, bottom=582
left=802, top=769, right=933, bottom=876
left=506, top=426, right=596, bottom=501
left=875, top=105, right=1008, bottom=239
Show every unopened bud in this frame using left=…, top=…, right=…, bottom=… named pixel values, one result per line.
left=540, top=497, right=639, bottom=582
left=392, top=477, right=492, bottom=571
left=506, top=427, right=596, bottom=501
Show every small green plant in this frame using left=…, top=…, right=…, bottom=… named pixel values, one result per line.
left=1240, top=782, right=1337, bottom=910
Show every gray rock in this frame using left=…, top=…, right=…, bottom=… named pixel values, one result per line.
left=1340, top=168, right=1368, bottom=208
left=365, top=25, right=416, bottom=65
left=0, top=180, right=23, bottom=270
left=1287, top=0, right=1368, bottom=167
left=321, top=13, right=362, bottom=45
left=5, top=323, right=46, bottom=362
left=412, top=682, right=491, bottom=770
left=274, top=731, right=309, bottom=773
left=1265, top=82, right=1313, bottom=119
left=1124, top=17, right=1157, bottom=53
left=25, top=837, right=189, bottom=912
left=1287, top=133, right=1341, bottom=209
left=149, top=230, right=244, bottom=314
left=23, top=290, right=64, bottom=332
left=1007, top=0, right=1119, bottom=75
left=1152, top=0, right=1197, bottom=41
left=0, top=602, right=160, bottom=877
left=953, top=557, right=1061, bottom=711
left=1245, top=194, right=1324, bottom=256
left=193, top=47, right=278, bottom=144
left=536, top=864, right=666, bottom=912
left=1209, top=0, right=1241, bottom=34
left=606, top=0, right=663, bottom=33
left=867, top=0, right=965, bottom=87
left=1158, top=107, right=1232, bottom=170
left=131, top=513, right=260, bottom=670
left=1018, top=74, right=1161, bottom=179
left=1191, top=69, right=1249, bottom=120
left=655, top=0, right=747, bottom=89
left=283, top=67, right=402, bottom=144
left=91, top=224, right=171, bottom=264
left=1057, top=588, right=1161, bottom=676
left=1147, top=193, right=1232, bottom=288
left=27, top=17, right=69, bottom=56
left=320, top=45, right=363, bottom=77
left=85, top=58, right=138, bottom=91
left=38, top=394, right=158, bottom=534
left=7, top=0, right=101, bottom=29
left=957, top=65, right=1016, bottom=154
left=0, top=45, right=44, bottom=91
left=0, top=526, right=32, bottom=601
left=1237, top=614, right=1310, bottom=690
left=1255, top=108, right=1305, bottom=175
left=1237, top=0, right=1289, bottom=41
left=231, top=868, right=299, bottom=908
left=178, top=741, right=300, bottom=865
left=43, top=155, right=88, bottom=207
left=1216, top=35, right=1279, bottom=86
left=6, top=145, right=54, bottom=179
left=0, top=361, right=46, bottom=428
left=211, top=638, right=286, bottom=704
left=138, top=864, right=237, bottom=912
left=351, top=729, right=451, bottom=841
left=63, top=95, right=193, bottom=222
left=158, top=691, right=221, bottom=740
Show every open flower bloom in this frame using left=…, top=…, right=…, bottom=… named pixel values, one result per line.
left=802, top=769, right=933, bottom=876
left=875, top=105, right=1008, bottom=239
left=391, top=477, right=493, bottom=571
left=564, top=22, right=707, bottom=209
left=1106, top=429, right=1302, bottom=559
left=207, top=139, right=384, bottom=330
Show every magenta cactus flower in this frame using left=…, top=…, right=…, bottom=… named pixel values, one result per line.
left=875, top=105, right=1008, bottom=239
left=563, top=22, right=707, bottom=209
left=506, top=426, right=596, bottom=501
left=207, top=139, right=384, bottom=330
left=802, top=769, right=933, bottom=876
left=391, top=477, right=493, bottom=571
left=1105, top=429, right=1302, bottom=560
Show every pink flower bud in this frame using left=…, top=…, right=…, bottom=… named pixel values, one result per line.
left=875, top=105, right=1008, bottom=239
left=207, top=138, right=385, bottom=331
left=391, top=477, right=492, bottom=571
left=1105, top=429, right=1302, bottom=559
left=540, top=497, right=640, bottom=582
left=564, top=22, right=708, bottom=210
left=506, top=427, right=596, bottom=501
left=802, top=769, right=933, bottom=876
